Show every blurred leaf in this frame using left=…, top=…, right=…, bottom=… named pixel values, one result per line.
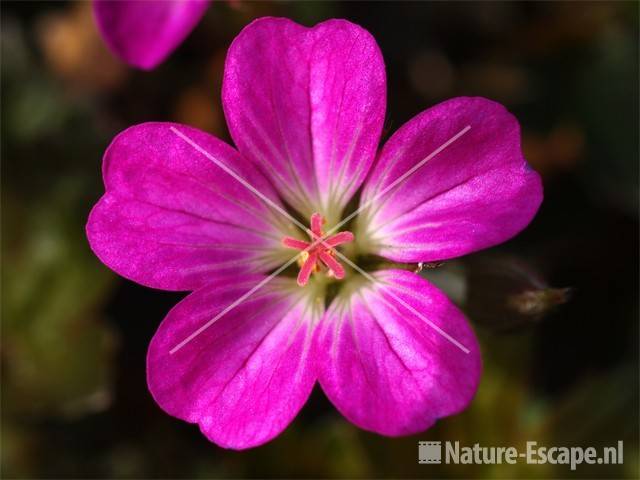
left=1, top=19, right=69, bottom=140
left=533, top=364, right=639, bottom=479
left=2, top=181, right=116, bottom=417
left=577, top=23, right=639, bottom=215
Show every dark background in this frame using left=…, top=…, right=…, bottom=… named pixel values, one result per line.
left=2, top=1, right=638, bottom=478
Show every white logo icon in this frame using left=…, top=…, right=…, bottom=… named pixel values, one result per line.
left=418, top=441, right=442, bottom=464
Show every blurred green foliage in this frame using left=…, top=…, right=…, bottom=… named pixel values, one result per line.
left=1, top=1, right=638, bottom=478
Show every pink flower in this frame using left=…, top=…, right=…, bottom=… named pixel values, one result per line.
left=94, top=0, right=210, bottom=70
left=87, top=17, right=543, bottom=449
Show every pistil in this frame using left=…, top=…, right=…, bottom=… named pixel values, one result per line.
left=282, top=213, right=354, bottom=286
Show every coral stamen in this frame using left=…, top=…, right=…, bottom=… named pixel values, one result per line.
left=282, top=213, right=354, bottom=286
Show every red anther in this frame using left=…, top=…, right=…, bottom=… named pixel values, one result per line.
left=282, top=237, right=310, bottom=250
left=297, top=252, right=318, bottom=286
left=322, top=231, right=354, bottom=248
left=318, top=251, right=345, bottom=279
left=310, top=212, right=324, bottom=236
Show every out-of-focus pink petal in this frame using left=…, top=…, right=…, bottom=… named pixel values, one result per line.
left=222, top=17, right=386, bottom=219
left=359, top=97, right=543, bottom=263
left=317, top=269, right=481, bottom=436
left=87, top=122, right=291, bottom=291
left=93, top=0, right=209, bottom=70
left=147, top=277, right=318, bottom=449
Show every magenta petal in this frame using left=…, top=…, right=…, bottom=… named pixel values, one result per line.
left=147, top=277, right=317, bottom=449
left=222, top=17, right=386, bottom=217
left=360, top=97, right=543, bottom=263
left=93, top=0, right=209, bottom=70
left=86, top=122, right=289, bottom=291
left=317, top=269, right=481, bottom=436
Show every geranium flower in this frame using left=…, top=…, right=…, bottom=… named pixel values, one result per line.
left=93, top=0, right=210, bottom=70
left=87, top=17, right=543, bottom=449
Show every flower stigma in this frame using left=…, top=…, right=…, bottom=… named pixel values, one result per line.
left=282, top=212, right=354, bottom=287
